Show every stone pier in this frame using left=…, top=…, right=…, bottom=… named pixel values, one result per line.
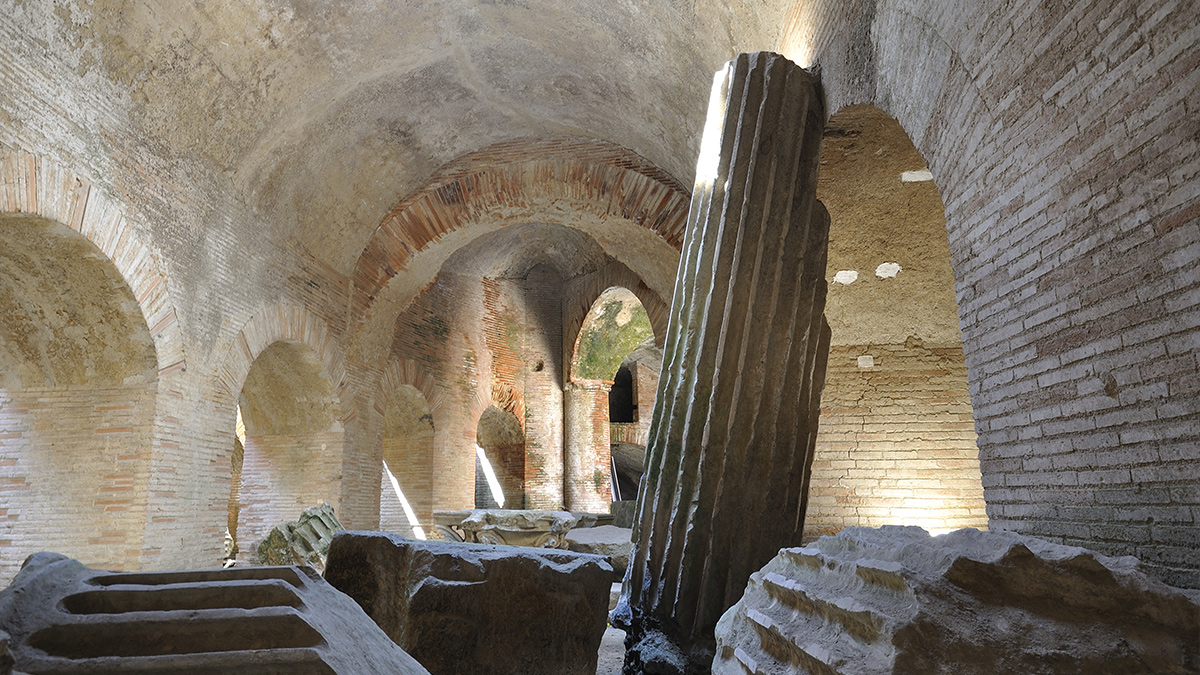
left=612, top=51, right=830, bottom=673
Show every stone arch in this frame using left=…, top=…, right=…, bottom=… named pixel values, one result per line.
left=568, top=285, right=661, bottom=384
left=349, top=138, right=689, bottom=370
left=234, top=339, right=345, bottom=555
left=0, top=212, right=160, bottom=581
left=0, top=147, right=185, bottom=580
left=214, top=304, right=348, bottom=556
left=216, top=304, right=348, bottom=404
left=353, top=137, right=690, bottom=307
left=803, top=104, right=987, bottom=538
left=563, top=286, right=663, bottom=511
left=0, top=147, right=184, bottom=372
left=562, top=262, right=669, bottom=380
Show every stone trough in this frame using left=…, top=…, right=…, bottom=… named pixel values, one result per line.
left=0, top=552, right=429, bottom=674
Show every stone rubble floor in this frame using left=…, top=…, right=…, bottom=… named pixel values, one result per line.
left=597, top=581, right=625, bottom=674
left=596, top=625, right=626, bottom=675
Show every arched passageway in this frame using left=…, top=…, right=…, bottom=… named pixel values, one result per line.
left=475, top=406, right=525, bottom=509
left=566, top=287, right=659, bottom=510
left=805, top=105, right=988, bottom=538
left=233, top=340, right=344, bottom=555
left=379, top=384, right=434, bottom=538
left=0, top=214, right=158, bottom=580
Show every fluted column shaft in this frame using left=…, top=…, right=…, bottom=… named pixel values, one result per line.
left=613, top=52, right=831, bottom=674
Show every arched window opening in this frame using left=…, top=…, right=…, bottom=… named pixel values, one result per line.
left=806, top=105, right=987, bottom=539
left=567, top=287, right=657, bottom=510
left=233, top=340, right=343, bottom=560
left=379, top=384, right=434, bottom=539
left=0, top=214, right=158, bottom=582
left=475, top=406, right=524, bottom=509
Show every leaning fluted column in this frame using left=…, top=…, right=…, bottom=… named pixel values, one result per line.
left=611, top=52, right=831, bottom=674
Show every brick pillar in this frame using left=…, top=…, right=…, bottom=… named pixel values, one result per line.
left=564, top=380, right=614, bottom=511
left=613, top=52, right=831, bottom=673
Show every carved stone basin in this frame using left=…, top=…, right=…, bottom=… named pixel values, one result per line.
left=432, top=509, right=609, bottom=549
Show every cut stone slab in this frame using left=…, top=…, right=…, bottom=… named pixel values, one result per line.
left=324, top=531, right=613, bottom=675
left=714, top=526, right=1200, bottom=674
left=0, top=552, right=429, bottom=674
left=566, top=525, right=632, bottom=579
left=432, top=508, right=609, bottom=548
left=256, top=502, right=344, bottom=572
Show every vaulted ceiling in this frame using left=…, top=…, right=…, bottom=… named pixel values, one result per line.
left=16, top=0, right=793, bottom=273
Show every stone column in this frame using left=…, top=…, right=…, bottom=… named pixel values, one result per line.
left=564, top=380, right=614, bottom=511
left=612, top=52, right=831, bottom=673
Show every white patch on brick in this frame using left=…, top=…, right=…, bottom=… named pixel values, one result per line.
left=833, top=270, right=859, bottom=285
left=857, top=355, right=875, bottom=368
left=875, top=262, right=902, bottom=279
left=901, top=169, right=933, bottom=182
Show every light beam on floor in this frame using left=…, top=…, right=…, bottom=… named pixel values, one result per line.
left=382, top=459, right=426, bottom=539
left=475, top=445, right=506, bottom=508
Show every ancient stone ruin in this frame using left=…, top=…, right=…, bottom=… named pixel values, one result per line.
left=0, top=552, right=429, bottom=674
left=0, top=0, right=1197, bottom=668
left=255, top=502, right=345, bottom=572
left=324, top=531, right=613, bottom=675
left=615, top=51, right=831, bottom=673
left=714, top=527, right=1200, bottom=675
left=432, top=508, right=608, bottom=548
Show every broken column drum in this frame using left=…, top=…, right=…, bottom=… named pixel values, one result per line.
left=613, top=51, right=831, bottom=673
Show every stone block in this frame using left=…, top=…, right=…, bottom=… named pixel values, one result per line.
left=432, top=508, right=608, bottom=548
left=714, top=526, right=1200, bottom=674
left=0, top=630, right=12, bottom=675
left=324, top=531, right=613, bottom=675
left=609, top=500, right=637, bottom=528
left=256, top=502, right=344, bottom=572
left=0, top=552, right=429, bottom=674
left=566, top=525, right=632, bottom=579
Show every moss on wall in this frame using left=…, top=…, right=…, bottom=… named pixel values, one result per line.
left=573, top=292, right=653, bottom=381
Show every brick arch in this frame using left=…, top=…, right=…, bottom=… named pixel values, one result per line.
left=779, top=1, right=997, bottom=228
left=216, top=304, right=348, bottom=411
left=372, top=358, right=445, bottom=424
left=0, top=146, right=185, bottom=373
left=563, top=262, right=670, bottom=384
left=352, top=137, right=691, bottom=314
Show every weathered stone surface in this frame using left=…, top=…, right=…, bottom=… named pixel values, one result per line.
left=610, top=500, right=638, bottom=529
left=0, top=552, right=429, bottom=674
left=714, top=527, right=1200, bottom=675
left=567, top=525, right=633, bottom=579
left=324, top=531, right=613, bottom=675
left=432, top=508, right=608, bottom=548
left=616, top=51, right=830, bottom=673
left=256, top=502, right=344, bottom=572
left=0, top=630, right=13, bottom=675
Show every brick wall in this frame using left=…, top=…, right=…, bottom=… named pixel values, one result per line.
left=564, top=381, right=615, bottom=511
left=380, top=434, right=432, bottom=536
left=236, top=429, right=344, bottom=553
left=518, top=265, right=567, bottom=509
left=783, top=0, right=1200, bottom=586
left=0, top=0, right=1192, bottom=590
left=0, top=384, right=156, bottom=582
left=805, top=343, right=988, bottom=538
